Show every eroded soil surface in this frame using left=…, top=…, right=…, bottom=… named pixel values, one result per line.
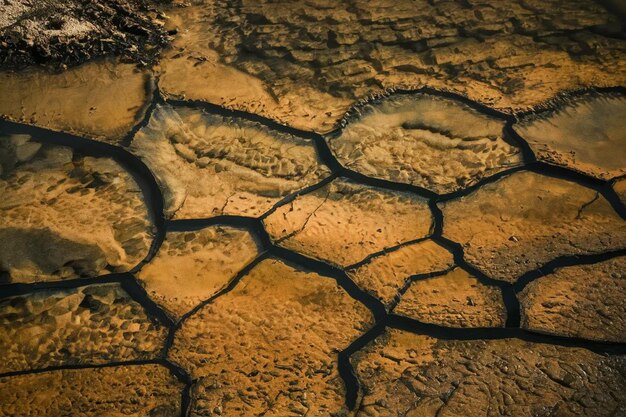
left=0, top=1, right=625, bottom=416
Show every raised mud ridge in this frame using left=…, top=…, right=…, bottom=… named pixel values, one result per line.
left=1, top=84, right=625, bottom=416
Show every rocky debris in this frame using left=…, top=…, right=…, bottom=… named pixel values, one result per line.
left=263, top=178, right=432, bottom=267
left=159, top=0, right=625, bottom=132
left=329, top=93, right=522, bottom=194
left=0, top=0, right=170, bottom=69
left=0, top=284, right=167, bottom=373
left=519, top=257, right=626, bottom=343
left=439, top=171, right=626, bottom=282
left=514, top=92, right=626, bottom=180
left=0, top=61, right=153, bottom=143
left=130, top=104, right=330, bottom=219
left=137, top=226, right=260, bottom=318
left=0, top=137, right=152, bottom=283
left=394, top=267, right=506, bottom=328
left=348, top=240, right=454, bottom=308
left=169, top=258, right=373, bottom=417
left=354, top=329, right=626, bottom=417
left=0, top=364, right=183, bottom=416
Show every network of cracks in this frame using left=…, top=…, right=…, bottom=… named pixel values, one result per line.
left=1, top=82, right=625, bottom=416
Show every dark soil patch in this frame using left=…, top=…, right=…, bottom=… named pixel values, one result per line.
left=0, top=0, right=172, bottom=69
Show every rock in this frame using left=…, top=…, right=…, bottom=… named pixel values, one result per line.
left=263, top=178, right=432, bottom=267
left=0, top=139, right=152, bottom=283
left=348, top=240, right=454, bottom=307
left=137, top=226, right=261, bottom=318
left=354, top=329, right=626, bottom=417
left=0, top=61, right=152, bottom=143
left=519, top=257, right=626, bottom=342
left=0, top=365, right=182, bottom=416
left=394, top=267, right=506, bottom=328
left=130, top=104, right=330, bottom=219
left=169, top=258, right=373, bottom=417
left=514, top=92, right=626, bottom=180
left=0, top=284, right=167, bottom=373
left=329, top=93, right=522, bottom=194
left=439, top=171, right=626, bottom=282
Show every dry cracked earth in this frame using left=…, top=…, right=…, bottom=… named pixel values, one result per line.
left=1, top=1, right=626, bottom=416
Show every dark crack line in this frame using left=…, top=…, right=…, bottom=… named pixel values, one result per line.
left=119, top=74, right=162, bottom=148
left=275, top=186, right=331, bottom=244
left=0, top=272, right=127, bottom=299
left=163, top=99, right=319, bottom=140
left=334, top=86, right=515, bottom=131
left=0, top=271, right=175, bottom=327
left=428, top=199, right=522, bottom=327
left=526, top=162, right=626, bottom=220
left=389, top=266, right=458, bottom=313
left=265, top=246, right=388, bottom=410
left=259, top=172, right=339, bottom=220
left=166, top=215, right=273, bottom=249
left=345, top=236, right=433, bottom=271
left=513, top=248, right=626, bottom=293
left=162, top=92, right=624, bottom=223
left=0, top=357, right=193, bottom=417
left=512, top=86, right=626, bottom=120
left=0, top=357, right=191, bottom=383
left=163, top=253, right=270, bottom=357
left=576, top=192, right=601, bottom=219
left=387, top=314, right=626, bottom=354
left=338, top=322, right=387, bottom=410
left=503, top=120, right=536, bottom=164
left=268, top=245, right=387, bottom=321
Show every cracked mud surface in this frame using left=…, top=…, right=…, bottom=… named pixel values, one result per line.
left=137, top=226, right=260, bottom=318
left=264, top=178, right=432, bottom=268
left=519, top=256, right=626, bottom=343
left=156, top=0, right=626, bottom=132
left=131, top=104, right=330, bottom=219
left=348, top=240, right=454, bottom=309
left=0, top=137, right=152, bottom=283
left=440, top=171, right=626, bottom=283
left=169, top=258, right=373, bottom=416
left=1, top=0, right=625, bottom=416
left=0, top=364, right=183, bottom=416
left=354, top=329, right=626, bottom=417
left=0, top=284, right=167, bottom=373
left=328, top=92, right=522, bottom=194
left=0, top=61, right=153, bottom=143
left=395, top=267, right=506, bottom=328
left=514, top=91, right=626, bottom=180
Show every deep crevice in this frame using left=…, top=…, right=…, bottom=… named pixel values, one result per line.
left=338, top=322, right=387, bottom=410
left=388, top=314, right=626, bottom=355
left=513, top=248, right=626, bottom=293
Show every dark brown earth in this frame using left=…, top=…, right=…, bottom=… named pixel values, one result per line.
left=0, top=0, right=171, bottom=69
